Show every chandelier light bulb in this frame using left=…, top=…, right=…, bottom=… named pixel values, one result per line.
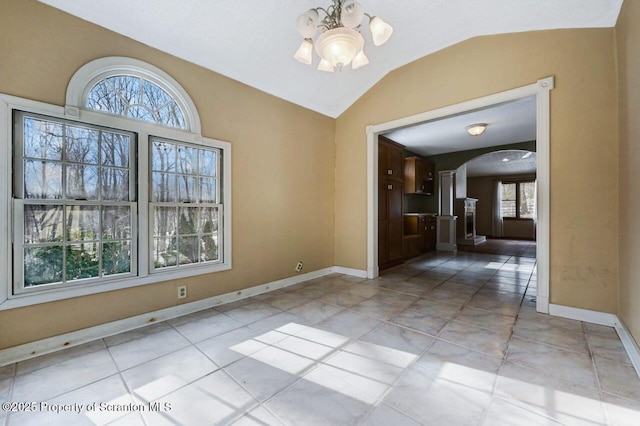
left=369, top=16, right=393, bottom=46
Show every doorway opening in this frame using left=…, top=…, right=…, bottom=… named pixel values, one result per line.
left=366, top=77, right=553, bottom=313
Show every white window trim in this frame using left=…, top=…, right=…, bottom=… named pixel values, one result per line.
left=148, top=137, right=224, bottom=273
left=65, top=57, right=202, bottom=134
left=0, top=59, right=231, bottom=311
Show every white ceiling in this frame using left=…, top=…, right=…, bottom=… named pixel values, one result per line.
left=39, top=0, right=623, bottom=118
left=385, top=97, right=536, bottom=177
left=384, top=96, right=537, bottom=156
left=466, top=150, right=537, bottom=177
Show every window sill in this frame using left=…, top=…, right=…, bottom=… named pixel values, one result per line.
left=0, top=262, right=231, bottom=311
left=502, top=217, right=535, bottom=221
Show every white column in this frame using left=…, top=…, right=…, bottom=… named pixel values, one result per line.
left=440, top=171, right=455, bottom=215
left=437, top=170, right=457, bottom=251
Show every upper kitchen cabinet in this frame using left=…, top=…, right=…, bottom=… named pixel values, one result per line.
left=404, top=156, right=435, bottom=195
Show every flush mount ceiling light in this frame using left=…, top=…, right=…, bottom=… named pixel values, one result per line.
left=294, top=0, right=393, bottom=72
left=466, top=123, right=487, bottom=136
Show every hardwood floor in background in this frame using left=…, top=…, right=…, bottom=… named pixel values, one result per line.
left=457, top=238, right=536, bottom=258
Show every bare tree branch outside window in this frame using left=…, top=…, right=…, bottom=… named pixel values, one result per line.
left=19, top=113, right=134, bottom=287
left=150, top=138, right=220, bottom=269
left=86, top=76, right=186, bottom=129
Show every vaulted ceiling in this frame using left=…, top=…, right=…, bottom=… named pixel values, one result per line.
left=39, top=0, right=623, bottom=118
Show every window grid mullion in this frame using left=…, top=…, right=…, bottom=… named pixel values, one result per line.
left=61, top=118, right=68, bottom=283
left=514, top=182, right=519, bottom=219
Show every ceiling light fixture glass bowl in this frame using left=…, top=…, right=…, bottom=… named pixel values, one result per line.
left=466, top=123, right=487, bottom=136
left=314, top=27, right=364, bottom=70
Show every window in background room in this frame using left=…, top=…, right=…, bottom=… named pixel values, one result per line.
left=501, top=182, right=516, bottom=218
left=501, top=180, right=535, bottom=219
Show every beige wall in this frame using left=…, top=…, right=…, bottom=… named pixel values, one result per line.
left=0, top=1, right=336, bottom=349
left=466, top=177, right=494, bottom=237
left=335, top=29, right=619, bottom=313
left=617, top=1, right=640, bottom=344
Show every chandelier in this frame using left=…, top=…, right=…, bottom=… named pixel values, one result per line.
left=294, top=0, right=393, bottom=72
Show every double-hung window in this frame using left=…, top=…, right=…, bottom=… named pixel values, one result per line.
left=2, top=57, right=231, bottom=308
left=151, top=138, right=221, bottom=269
left=501, top=181, right=536, bottom=219
left=14, top=112, right=136, bottom=291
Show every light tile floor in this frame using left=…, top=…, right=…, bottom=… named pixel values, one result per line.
left=2, top=251, right=640, bottom=425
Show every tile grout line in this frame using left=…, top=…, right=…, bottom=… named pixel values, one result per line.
left=103, top=337, right=153, bottom=426
left=206, top=306, right=360, bottom=424
left=163, top=309, right=314, bottom=425
left=235, top=331, right=357, bottom=425
left=102, top=316, right=259, bottom=424
left=2, top=363, right=16, bottom=426
left=354, top=321, right=439, bottom=426
left=583, top=320, right=613, bottom=426
left=475, top=267, right=520, bottom=426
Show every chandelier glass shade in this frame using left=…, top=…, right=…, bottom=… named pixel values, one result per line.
left=294, top=0, right=393, bottom=72
left=315, top=27, right=364, bottom=69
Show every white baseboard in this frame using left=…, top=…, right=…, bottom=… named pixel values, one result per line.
left=548, top=303, right=617, bottom=326
left=0, top=267, right=334, bottom=367
left=6, top=279, right=640, bottom=382
left=331, top=266, right=367, bottom=278
left=367, top=266, right=379, bottom=279
left=536, top=295, right=549, bottom=314
left=549, top=303, right=640, bottom=379
left=613, top=319, right=640, bottom=379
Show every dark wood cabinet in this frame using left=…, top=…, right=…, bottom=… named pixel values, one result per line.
left=403, top=214, right=437, bottom=259
left=404, top=156, right=435, bottom=195
left=405, top=215, right=427, bottom=252
left=379, top=175, right=404, bottom=269
left=426, top=215, right=437, bottom=251
left=379, top=136, right=404, bottom=182
left=378, top=136, right=404, bottom=270
left=403, top=235, right=422, bottom=260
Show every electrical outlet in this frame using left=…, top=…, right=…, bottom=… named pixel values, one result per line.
left=177, top=285, right=187, bottom=299
left=295, top=261, right=303, bottom=273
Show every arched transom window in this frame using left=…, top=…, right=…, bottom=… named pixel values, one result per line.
left=65, top=56, right=201, bottom=133
left=86, top=75, right=186, bottom=129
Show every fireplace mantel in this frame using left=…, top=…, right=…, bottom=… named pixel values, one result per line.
left=457, top=197, right=486, bottom=246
